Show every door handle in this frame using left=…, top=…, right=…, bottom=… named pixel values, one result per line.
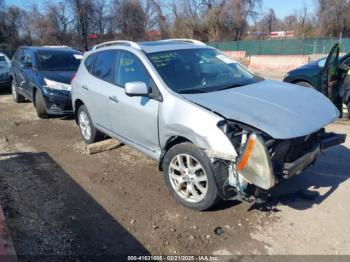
left=109, top=96, right=119, bottom=103
left=82, top=85, right=89, bottom=91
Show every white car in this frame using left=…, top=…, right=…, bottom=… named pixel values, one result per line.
left=71, top=39, right=346, bottom=210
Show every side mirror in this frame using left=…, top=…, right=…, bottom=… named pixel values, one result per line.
left=125, top=81, right=149, bottom=97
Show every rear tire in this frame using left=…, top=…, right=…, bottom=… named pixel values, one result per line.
left=162, top=142, right=222, bottom=211
left=35, top=90, right=49, bottom=119
left=295, top=81, right=314, bottom=88
left=77, top=105, right=103, bottom=144
left=11, top=80, right=25, bottom=103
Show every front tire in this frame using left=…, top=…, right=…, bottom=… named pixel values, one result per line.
left=12, top=80, right=25, bottom=103
left=295, top=81, right=314, bottom=88
left=162, top=142, right=221, bottom=211
left=35, top=90, right=49, bottom=119
left=77, top=105, right=103, bottom=144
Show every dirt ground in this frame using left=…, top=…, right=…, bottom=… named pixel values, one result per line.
left=0, top=86, right=349, bottom=257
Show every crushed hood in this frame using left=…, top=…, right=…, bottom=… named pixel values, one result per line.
left=182, top=80, right=339, bottom=139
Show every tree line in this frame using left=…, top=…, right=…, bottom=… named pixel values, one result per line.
left=0, top=0, right=349, bottom=51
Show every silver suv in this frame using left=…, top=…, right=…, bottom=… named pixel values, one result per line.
left=71, top=39, right=346, bottom=210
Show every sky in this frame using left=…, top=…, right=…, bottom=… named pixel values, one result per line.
left=6, top=0, right=317, bottom=19
left=262, top=0, right=316, bottom=18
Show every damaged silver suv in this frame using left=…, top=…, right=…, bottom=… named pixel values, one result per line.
left=71, top=39, right=346, bottom=210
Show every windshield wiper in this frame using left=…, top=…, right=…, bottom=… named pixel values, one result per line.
left=178, top=88, right=208, bottom=94
left=213, top=82, right=248, bottom=92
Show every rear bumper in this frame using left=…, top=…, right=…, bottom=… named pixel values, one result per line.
left=282, top=133, right=346, bottom=179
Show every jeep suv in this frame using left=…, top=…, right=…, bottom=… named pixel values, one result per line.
left=10, top=46, right=82, bottom=118
left=71, top=39, right=346, bottom=210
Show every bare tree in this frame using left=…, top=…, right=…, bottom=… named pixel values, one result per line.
left=261, top=8, right=277, bottom=35
left=69, top=0, right=95, bottom=50
left=45, top=1, right=74, bottom=44
left=111, top=0, right=146, bottom=41
left=317, top=0, right=350, bottom=38
left=203, top=0, right=261, bottom=41
left=152, top=0, right=169, bottom=39
left=93, top=0, right=109, bottom=38
left=170, top=0, right=210, bottom=39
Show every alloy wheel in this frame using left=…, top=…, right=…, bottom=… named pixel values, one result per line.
left=168, top=154, right=208, bottom=203
left=79, top=111, right=92, bottom=141
left=12, top=82, right=17, bottom=100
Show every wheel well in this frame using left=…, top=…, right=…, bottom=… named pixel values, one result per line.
left=32, top=86, right=37, bottom=105
left=292, top=79, right=314, bottom=86
left=159, top=136, right=192, bottom=171
left=74, top=99, right=84, bottom=123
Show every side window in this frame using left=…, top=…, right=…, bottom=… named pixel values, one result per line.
left=84, top=54, right=95, bottom=73
left=23, top=49, right=33, bottom=65
left=116, top=51, right=150, bottom=88
left=92, top=50, right=115, bottom=82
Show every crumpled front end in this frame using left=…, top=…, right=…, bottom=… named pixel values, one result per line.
left=213, top=120, right=346, bottom=201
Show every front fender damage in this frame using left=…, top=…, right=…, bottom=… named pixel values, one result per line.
left=206, top=121, right=277, bottom=202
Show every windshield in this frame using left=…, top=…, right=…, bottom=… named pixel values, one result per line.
left=147, top=48, right=258, bottom=93
left=37, top=51, right=81, bottom=71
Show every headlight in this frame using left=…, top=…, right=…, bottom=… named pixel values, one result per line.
left=236, top=133, right=275, bottom=190
left=44, top=78, right=71, bottom=91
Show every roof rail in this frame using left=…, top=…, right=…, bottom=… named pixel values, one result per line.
left=92, top=40, right=142, bottom=50
left=159, top=38, right=207, bottom=46
left=42, top=45, right=70, bottom=48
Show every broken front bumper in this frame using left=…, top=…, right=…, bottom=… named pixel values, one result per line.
left=282, top=133, right=346, bottom=179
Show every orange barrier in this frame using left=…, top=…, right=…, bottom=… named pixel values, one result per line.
left=248, top=55, right=309, bottom=72
left=222, top=51, right=246, bottom=60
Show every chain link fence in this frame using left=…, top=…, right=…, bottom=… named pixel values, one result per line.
left=208, top=38, right=350, bottom=56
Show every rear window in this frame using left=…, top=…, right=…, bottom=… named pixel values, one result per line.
left=37, top=50, right=82, bottom=71
left=84, top=54, right=95, bottom=73
left=91, top=50, right=116, bottom=82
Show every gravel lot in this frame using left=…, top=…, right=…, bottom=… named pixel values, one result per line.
left=0, top=85, right=349, bottom=257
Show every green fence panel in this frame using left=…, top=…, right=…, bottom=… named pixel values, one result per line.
left=259, top=40, right=282, bottom=55
left=216, top=41, right=238, bottom=51
left=280, top=39, right=302, bottom=54
left=208, top=37, right=350, bottom=56
left=236, top=40, right=260, bottom=55
left=341, top=38, right=350, bottom=53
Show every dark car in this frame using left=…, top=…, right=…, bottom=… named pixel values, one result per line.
left=283, top=44, right=350, bottom=116
left=9, top=46, right=82, bottom=118
left=0, top=52, right=11, bottom=90
left=283, top=53, right=350, bottom=89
